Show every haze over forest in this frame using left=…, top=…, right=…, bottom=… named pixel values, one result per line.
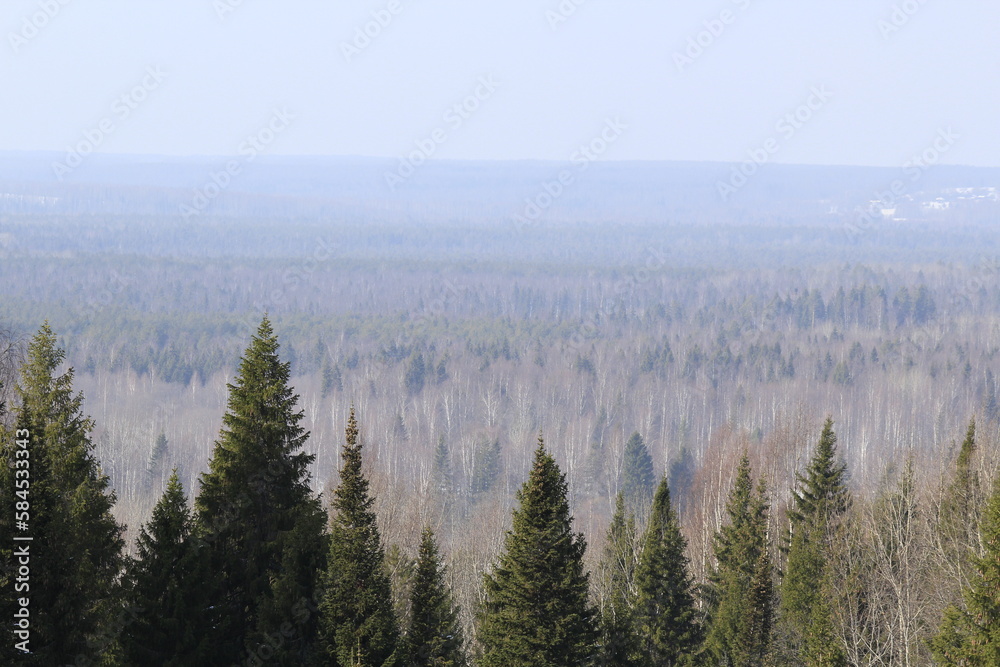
left=4, top=1, right=1000, bottom=664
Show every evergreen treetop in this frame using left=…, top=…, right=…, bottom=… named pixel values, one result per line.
left=931, top=466, right=1000, bottom=665
left=705, top=453, right=773, bottom=667
left=634, top=477, right=701, bottom=667
left=320, top=407, right=401, bottom=667
left=194, top=316, right=326, bottom=663
left=408, top=527, right=466, bottom=667
left=597, top=493, right=639, bottom=667
left=477, top=435, right=597, bottom=667
left=0, top=323, right=124, bottom=665
left=788, top=417, right=850, bottom=531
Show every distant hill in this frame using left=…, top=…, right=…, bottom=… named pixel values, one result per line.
left=0, top=152, right=997, bottom=225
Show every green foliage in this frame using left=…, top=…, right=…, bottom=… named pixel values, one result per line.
left=471, top=439, right=502, bottom=496
left=432, top=436, right=453, bottom=497
left=633, top=478, right=700, bottom=666
left=779, top=417, right=850, bottom=665
left=704, top=454, right=773, bottom=667
left=194, top=316, right=326, bottom=663
left=930, top=468, right=1000, bottom=664
left=408, top=528, right=466, bottom=667
left=145, top=432, right=168, bottom=487
left=320, top=408, right=401, bottom=667
left=939, top=417, right=981, bottom=588
left=597, top=494, right=639, bottom=667
left=477, top=436, right=597, bottom=667
left=405, top=351, right=426, bottom=395
left=122, top=471, right=218, bottom=665
left=0, top=323, right=125, bottom=665
left=621, top=432, right=655, bottom=513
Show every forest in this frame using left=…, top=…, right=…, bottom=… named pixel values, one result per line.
left=2, top=158, right=1000, bottom=665
left=1, top=318, right=999, bottom=666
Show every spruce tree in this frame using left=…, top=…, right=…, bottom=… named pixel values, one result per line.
left=597, top=493, right=639, bottom=667
left=930, top=467, right=1000, bottom=664
left=939, top=417, right=981, bottom=588
left=779, top=417, right=849, bottom=665
left=477, top=436, right=597, bottom=666
left=195, top=316, right=326, bottom=664
left=122, top=470, right=216, bottom=665
left=634, top=477, right=700, bottom=666
left=704, top=453, right=773, bottom=667
left=0, top=323, right=125, bottom=665
left=408, top=527, right=466, bottom=667
left=621, top=432, right=655, bottom=513
left=320, top=407, right=401, bottom=667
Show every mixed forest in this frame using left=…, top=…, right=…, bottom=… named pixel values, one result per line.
left=2, top=157, right=1000, bottom=664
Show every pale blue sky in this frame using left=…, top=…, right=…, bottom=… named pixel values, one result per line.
left=4, top=0, right=998, bottom=166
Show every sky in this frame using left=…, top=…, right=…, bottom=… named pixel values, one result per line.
left=4, top=0, right=999, bottom=168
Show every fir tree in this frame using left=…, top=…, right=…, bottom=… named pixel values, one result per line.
left=432, top=435, right=454, bottom=498
left=779, top=417, right=850, bottom=665
left=597, top=493, right=639, bottom=667
left=633, top=477, right=700, bottom=666
left=704, top=453, right=773, bottom=667
left=145, top=432, right=168, bottom=488
left=471, top=439, right=502, bottom=496
left=122, top=470, right=216, bottom=665
left=320, top=408, right=401, bottom=667
left=405, top=351, right=426, bottom=395
left=0, top=323, right=125, bottom=665
left=621, top=432, right=655, bottom=513
left=477, top=435, right=597, bottom=666
left=939, top=417, right=981, bottom=588
left=408, top=528, right=466, bottom=667
left=195, top=316, right=327, bottom=664
left=930, top=467, right=1000, bottom=664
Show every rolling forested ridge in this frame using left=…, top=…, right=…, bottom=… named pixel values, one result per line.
left=2, top=157, right=1000, bottom=665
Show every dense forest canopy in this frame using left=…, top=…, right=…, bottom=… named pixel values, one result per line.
left=2, top=157, right=1000, bottom=664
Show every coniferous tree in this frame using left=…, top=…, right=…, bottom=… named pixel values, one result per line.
left=145, top=432, right=168, bottom=488
left=477, top=435, right=597, bottom=666
left=320, top=408, right=401, bottom=667
left=633, top=477, right=700, bottom=666
left=930, top=468, right=1000, bottom=664
left=939, top=417, right=981, bottom=588
left=597, top=493, right=639, bottom=667
left=621, top=432, right=655, bottom=513
left=432, top=436, right=453, bottom=498
left=405, top=351, right=426, bottom=395
left=704, top=453, right=773, bottom=667
left=408, top=527, right=466, bottom=667
left=471, top=439, right=502, bottom=496
left=195, top=316, right=326, bottom=664
left=779, top=417, right=849, bottom=666
left=122, top=470, right=216, bottom=665
left=0, top=323, right=125, bottom=665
